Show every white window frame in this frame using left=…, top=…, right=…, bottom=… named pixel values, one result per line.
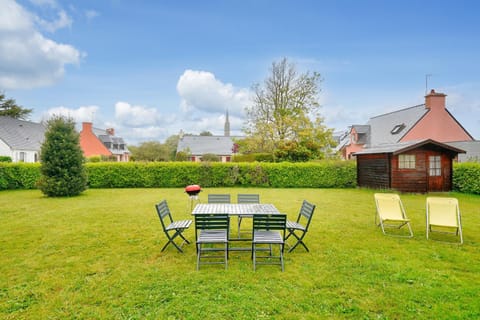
left=399, top=154, right=415, bottom=169
left=429, top=155, right=442, bottom=176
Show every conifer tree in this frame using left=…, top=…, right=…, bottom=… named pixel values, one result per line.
left=38, top=116, right=87, bottom=197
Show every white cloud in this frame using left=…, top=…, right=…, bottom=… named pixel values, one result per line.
left=29, top=0, right=57, bottom=7
left=85, top=9, right=99, bottom=21
left=35, top=9, right=72, bottom=32
left=43, top=105, right=99, bottom=123
left=114, top=101, right=168, bottom=127
left=0, top=0, right=81, bottom=89
left=176, top=70, right=251, bottom=116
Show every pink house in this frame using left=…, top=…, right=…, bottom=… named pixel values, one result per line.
left=338, top=90, right=475, bottom=160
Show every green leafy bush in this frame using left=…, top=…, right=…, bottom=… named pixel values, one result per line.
left=0, top=163, right=41, bottom=190
left=453, top=162, right=480, bottom=194
left=0, top=156, right=12, bottom=162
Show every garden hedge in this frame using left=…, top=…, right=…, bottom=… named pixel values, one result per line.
left=1, top=161, right=479, bottom=194
left=452, top=162, right=480, bottom=194
left=0, top=161, right=356, bottom=190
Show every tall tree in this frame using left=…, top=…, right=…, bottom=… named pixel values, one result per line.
left=0, top=93, right=33, bottom=120
left=243, top=58, right=334, bottom=160
left=38, top=116, right=87, bottom=197
left=129, top=141, right=171, bottom=161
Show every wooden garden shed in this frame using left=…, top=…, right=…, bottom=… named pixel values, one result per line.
left=354, top=139, right=465, bottom=193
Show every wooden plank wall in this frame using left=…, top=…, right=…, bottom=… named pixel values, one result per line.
left=390, top=149, right=427, bottom=193
left=357, top=153, right=390, bottom=189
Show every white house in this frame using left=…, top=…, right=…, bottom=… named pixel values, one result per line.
left=0, top=116, right=46, bottom=163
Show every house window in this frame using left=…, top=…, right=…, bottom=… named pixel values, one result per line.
left=19, top=152, right=26, bottom=162
left=399, top=154, right=415, bottom=169
left=391, top=124, right=406, bottom=134
left=429, top=156, right=441, bottom=176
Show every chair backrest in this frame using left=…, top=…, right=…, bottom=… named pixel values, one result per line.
left=297, top=200, right=316, bottom=230
left=253, top=214, right=287, bottom=233
left=208, top=194, right=231, bottom=203
left=155, top=200, right=173, bottom=230
left=426, top=197, right=460, bottom=228
left=237, top=194, right=260, bottom=204
left=374, top=193, right=406, bottom=220
left=194, top=214, right=230, bottom=238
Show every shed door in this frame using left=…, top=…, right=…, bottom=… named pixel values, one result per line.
left=427, top=153, right=443, bottom=192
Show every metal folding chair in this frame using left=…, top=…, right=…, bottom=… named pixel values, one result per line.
left=252, top=214, right=287, bottom=271
left=155, top=200, right=192, bottom=253
left=195, top=213, right=230, bottom=270
left=285, top=200, right=316, bottom=252
left=237, top=194, right=260, bottom=238
left=208, top=194, right=231, bottom=203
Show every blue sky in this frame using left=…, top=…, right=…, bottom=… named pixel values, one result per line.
left=2, top=0, right=480, bottom=145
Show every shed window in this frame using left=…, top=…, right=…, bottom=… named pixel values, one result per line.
left=429, top=156, right=441, bottom=176
left=399, top=154, right=415, bottom=169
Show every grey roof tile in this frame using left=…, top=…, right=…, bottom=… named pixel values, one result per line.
left=0, top=116, right=45, bottom=150
left=367, top=104, right=428, bottom=146
left=177, top=136, right=241, bottom=155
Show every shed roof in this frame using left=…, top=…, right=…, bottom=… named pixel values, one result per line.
left=0, top=116, right=45, bottom=150
left=353, top=139, right=465, bottom=156
left=177, top=135, right=241, bottom=155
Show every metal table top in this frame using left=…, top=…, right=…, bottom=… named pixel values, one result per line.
left=192, top=203, right=280, bottom=215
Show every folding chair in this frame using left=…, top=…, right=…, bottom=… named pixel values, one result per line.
left=155, top=200, right=192, bottom=253
left=426, top=197, right=463, bottom=244
left=252, top=214, right=287, bottom=271
left=195, top=214, right=230, bottom=270
left=208, top=194, right=231, bottom=204
left=285, top=200, right=316, bottom=253
left=237, top=194, right=260, bottom=238
left=374, top=193, right=413, bottom=238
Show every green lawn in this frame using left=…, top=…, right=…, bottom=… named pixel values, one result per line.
left=1, top=188, right=479, bottom=319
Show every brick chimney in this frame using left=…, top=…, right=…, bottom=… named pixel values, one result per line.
left=425, top=89, right=446, bottom=110
left=82, top=122, right=93, bottom=132
left=106, top=128, right=115, bottom=136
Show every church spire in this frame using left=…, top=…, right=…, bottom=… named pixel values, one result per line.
left=224, top=109, right=230, bottom=137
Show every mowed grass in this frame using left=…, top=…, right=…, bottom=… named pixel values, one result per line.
left=0, top=188, right=479, bottom=319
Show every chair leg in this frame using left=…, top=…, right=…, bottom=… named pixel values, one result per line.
left=196, top=243, right=201, bottom=271
left=225, top=242, right=228, bottom=270
left=238, top=217, right=242, bottom=238
left=280, top=243, right=284, bottom=272
left=178, top=231, right=190, bottom=244
left=253, top=243, right=256, bottom=271
left=287, top=231, right=309, bottom=253
left=162, top=235, right=184, bottom=253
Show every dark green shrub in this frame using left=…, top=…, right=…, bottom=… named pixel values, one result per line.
left=0, top=156, right=12, bottom=162
left=201, top=153, right=220, bottom=162
left=0, top=163, right=40, bottom=190
left=453, top=162, right=480, bottom=194
left=37, top=116, right=87, bottom=197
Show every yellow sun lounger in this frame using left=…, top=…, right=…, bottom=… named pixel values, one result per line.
left=374, top=193, right=413, bottom=237
left=426, top=197, right=463, bottom=244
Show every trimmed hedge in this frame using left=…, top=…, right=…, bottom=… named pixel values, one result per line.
left=0, top=161, right=357, bottom=190
left=85, top=161, right=357, bottom=188
left=0, top=163, right=41, bottom=190
left=453, top=162, right=480, bottom=194
left=2, top=161, right=480, bottom=194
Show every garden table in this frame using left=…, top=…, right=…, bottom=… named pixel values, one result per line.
left=192, top=203, right=281, bottom=251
